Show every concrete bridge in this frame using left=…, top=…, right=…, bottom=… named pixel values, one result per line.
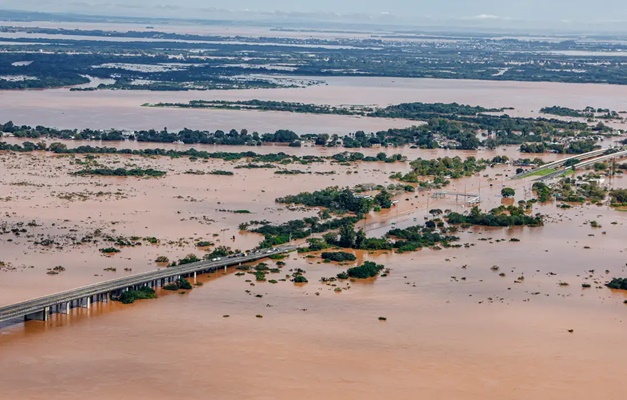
left=512, top=148, right=613, bottom=180
left=0, top=246, right=297, bottom=325
left=534, top=149, right=627, bottom=182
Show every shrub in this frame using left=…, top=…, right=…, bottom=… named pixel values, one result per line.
left=117, top=286, right=156, bottom=304
left=293, top=276, right=308, bottom=283
left=321, top=252, right=357, bottom=262
left=99, top=247, right=120, bottom=254
left=255, top=271, right=267, bottom=281
left=607, top=278, right=627, bottom=290
left=178, top=254, right=200, bottom=265
left=347, top=261, right=385, bottom=279
left=163, top=278, right=193, bottom=291
left=176, top=278, right=193, bottom=290
left=163, top=283, right=179, bottom=291
left=337, top=272, right=349, bottom=280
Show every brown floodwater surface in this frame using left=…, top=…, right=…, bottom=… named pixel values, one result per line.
left=1, top=77, right=627, bottom=132
left=1, top=148, right=626, bottom=399
left=1, top=78, right=627, bottom=398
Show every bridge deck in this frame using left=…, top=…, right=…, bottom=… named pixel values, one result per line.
left=0, top=246, right=297, bottom=323
left=512, top=148, right=612, bottom=179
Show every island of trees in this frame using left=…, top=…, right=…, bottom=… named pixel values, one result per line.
left=1, top=101, right=615, bottom=153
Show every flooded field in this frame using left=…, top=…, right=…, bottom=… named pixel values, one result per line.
left=1, top=77, right=627, bottom=132
left=1, top=138, right=627, bottom=399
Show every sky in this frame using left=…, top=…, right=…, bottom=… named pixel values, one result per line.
left=3, top=0, right=627, bottom=31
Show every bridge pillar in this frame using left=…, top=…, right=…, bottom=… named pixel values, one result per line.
left=25, top=307, right=50, bottom=322
left=59, top=302, right=70, bottom=314
left=81, top=297, right=91, bottom=309
left=193, top=272, right=197, bottom=284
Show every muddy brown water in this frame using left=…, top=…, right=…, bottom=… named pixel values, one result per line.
left=1, top=77, right=627, bottom=132
left=1, top=142, right=627, bottom=399
left=1, top=73, right=627, bottom=398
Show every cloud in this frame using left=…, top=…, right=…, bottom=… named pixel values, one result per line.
left=470, top=14, right=504, bottom=20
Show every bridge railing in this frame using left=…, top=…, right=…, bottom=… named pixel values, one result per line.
left=0, top=246, right=296, bottom=312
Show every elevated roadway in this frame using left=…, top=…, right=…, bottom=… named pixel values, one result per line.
left=535, top=149, right=627, bottom=182
left=0, top=245, right=297, bottom=324
left=512, top=148, right=611, bottom=180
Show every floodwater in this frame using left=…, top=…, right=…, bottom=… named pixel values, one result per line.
left=1, top=142, right=627, bottom=399
left=1, top=77, right=627, bottom=132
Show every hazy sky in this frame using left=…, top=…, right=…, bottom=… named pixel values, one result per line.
left=4, top=0, right=627, bottom=30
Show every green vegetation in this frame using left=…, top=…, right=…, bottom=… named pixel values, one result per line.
left=541, top=106, right=621, bottom=120
left=446, top=206, right=544, bottom=227
left=293, top=275, right=309, bottom=283
left=144, top=100, right=611, bottom=151
left=99, top=247, right=121, bottom=254
left=74, top=168, right=166, bottom=177
left=346, top=261, right=385, bottom=279
left=209, top=170, right=234, bottom=176
left=387, top=225, right=459, bottom=252
left=250, top=216, right=360, bottom=248
left=606, top=278, right=627, bottom=291
left=1, top=100, right=611, bottom=153
left=392, top=156, right=489, bottom=187
left=540, top=106, right=593, bottom=118
left=117, top=286, right=157, bottom=304
left=4, top=25, right=627, bottom=92
left=552, top=176, right=607, bottom=203
left=331, top=152, right=405, bottom=163
left=163, top=278, right=193, bottom=291
left=0, top=138, right=330, bottom=165
left=532, top=182, right=553, bottom=202
left=176, top=253, right=201, bottom=265
left=520, top=139, right=601, bottom=155
left=525, top=168, right=557, bottom=178
left=155, top=256, right=169, bottom=263
left=277, top=186, right=392, bottom=215
left=609, top=189, right=627, bottom=206
left=155, top=100, right=504, bottom=123
left=205, top=246, right=234, bottom=259
left=235, top=163, right=276, bottom=169
left=501, top=188, right=516, bottom=198
left=321, top=252, right=357, bottom=262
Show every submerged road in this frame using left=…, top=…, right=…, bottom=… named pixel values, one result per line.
left=0, top=245, right=298, bottom=324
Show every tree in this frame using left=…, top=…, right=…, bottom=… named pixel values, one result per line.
left=49, top=142, right=68, bottom=152
left=339, top=223, right=356, bottom=248
left=501, top=188, right=516, bottom=198
left=609, top=189, right=627, bottom=204
left=355, top=229, right=366, bottom=249
left=375, top=189, right=393, bottom=209
left=323, top=232, right=338, bottom=246
left=429, top=209, right=443, bottom=217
